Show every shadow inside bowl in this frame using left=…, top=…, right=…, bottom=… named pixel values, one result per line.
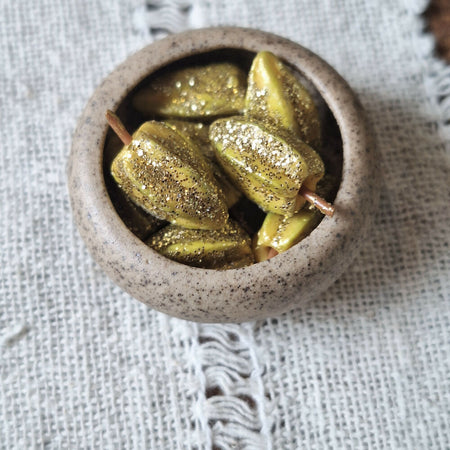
left=102, top=48, right=344, bottom=259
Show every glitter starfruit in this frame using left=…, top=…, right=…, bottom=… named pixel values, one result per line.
left=111, top=120, right=229, bottom=230
left=253, top=209, right=321, bottom=262
left=253, top=175, right=338, bottom=261
left=111, top=185, right=166, bottom=240
left=147, top=220, right=254, bottom=269
left=133, top=62, right=247, bottom=119
left=165, top=120, right=215, bottom=160
left=165, top=120, right=241, bottom=208
left=245, top=51, right=321, bottom=150
left=209, top=116, right=324, bottom=216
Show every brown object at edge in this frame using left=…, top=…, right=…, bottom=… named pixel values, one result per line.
left=423, top=0, right=450, bottom=63
left=106, top=110, right=132, bottom=145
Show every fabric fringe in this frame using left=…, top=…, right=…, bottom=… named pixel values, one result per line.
left=138, top=2, right=449, bottom=448
left=174, top=321, right=274, bottom=449
left=132, top=0, right=198, bottom=38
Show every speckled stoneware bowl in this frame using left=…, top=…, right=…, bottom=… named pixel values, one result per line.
left=67, top=27, right=378, bottom=323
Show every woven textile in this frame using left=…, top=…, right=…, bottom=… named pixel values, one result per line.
left=1, top=0, right=449, bottom=448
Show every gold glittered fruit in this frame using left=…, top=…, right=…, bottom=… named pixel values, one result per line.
left=165, top=120, right=215, bottom=160
left=165, top=120, right=241, bottom=208
left=253, top=174, right=338, bottom=261
left=147, top=220, right=254, bottom=269
left=209, top=116, right=324, bottom=216
left=111, top=185, right=166, bottom=240
left=110, top=119, right=228, bottom=230
left=133, top=62, right=247, bottom=119
left=245, top=51, right=321, bottom=150
left=253, top=209, right=321, bottom=262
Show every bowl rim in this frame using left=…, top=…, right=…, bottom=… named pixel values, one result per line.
left=68, top=26, right=376, bottom=322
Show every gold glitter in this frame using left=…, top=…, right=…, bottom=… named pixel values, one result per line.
left=253, top=173, right=338, bottom=261
left=147, top=220, right=254, bottom=269
left=109, top=183, right=165, bottom=241
left=253, top=209, right=321, bottom=262
left=132, top=62, right=247, bottom=119
left=165, top=119, right=214, bottom=157
left=209, top=116, right=314, bottom=216
left=109, top=51, right=333, bottom=270
left=245, top=51, right=321, bottom=150
left=111, top=121, right=228, bottom=230
left=164, top=119, right=241, bottom=208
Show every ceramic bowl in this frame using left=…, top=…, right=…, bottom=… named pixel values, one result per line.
left=67, top=27, right=377, bottom=323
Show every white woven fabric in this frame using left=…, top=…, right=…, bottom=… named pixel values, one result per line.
left=1, top=0, right=449, bottom=448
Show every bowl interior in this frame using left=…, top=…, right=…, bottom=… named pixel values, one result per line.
left=102, top=48, right=343, bottom=257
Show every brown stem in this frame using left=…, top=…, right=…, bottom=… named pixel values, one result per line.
left=267, top=247, right=279, bottom=259
left=105, top=110, right=132, bottom=145
left=298, top=185, right=335, bottom=217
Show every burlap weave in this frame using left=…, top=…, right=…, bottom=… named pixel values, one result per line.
left=0, top=0, right=449, bottom=448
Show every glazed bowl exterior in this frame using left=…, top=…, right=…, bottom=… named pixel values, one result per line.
left=67, top=27, right=378, bottom=323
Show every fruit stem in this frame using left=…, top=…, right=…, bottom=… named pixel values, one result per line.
left=267, top=247, right=279, bottom=259
left=105, top=110, right=132, bottom=145
left=298, top=185, right=335, bottom=217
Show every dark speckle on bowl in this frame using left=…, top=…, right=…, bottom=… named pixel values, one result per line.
left=67, top=27, right=378, bottom=323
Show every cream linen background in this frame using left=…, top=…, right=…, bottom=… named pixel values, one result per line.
left=0, top=0, right=449, bottom=448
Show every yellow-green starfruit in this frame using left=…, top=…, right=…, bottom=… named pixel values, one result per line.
left=147, top=220, right=254, bottom=269
left=245, top=51, right=321, bottom=150
left=209, top=116, right=324, bottom=216
left=133, top=62, right=247, bottom=119
left=111, top=120, right=228, bottom=230
left=165, top=120, right=241, bottom=208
